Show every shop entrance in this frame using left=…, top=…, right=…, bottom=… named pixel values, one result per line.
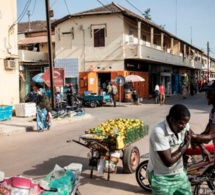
left=160, top=72, right=172, bottom=96
left=98, top=73, right=111, bottom=93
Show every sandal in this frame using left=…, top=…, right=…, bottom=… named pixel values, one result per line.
left=38, top=130, right=44, bottom=132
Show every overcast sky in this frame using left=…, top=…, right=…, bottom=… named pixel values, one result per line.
left=17, top=0, right=215, bottom=57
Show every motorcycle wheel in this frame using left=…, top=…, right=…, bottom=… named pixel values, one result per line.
left=204, top=165, right=215, bottom=191
left=79, top=107, right=85, bottom=114
left=135, top=160, right=152, bottom=192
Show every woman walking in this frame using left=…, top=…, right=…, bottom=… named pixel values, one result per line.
left=36, top=88, right=52, bottom=132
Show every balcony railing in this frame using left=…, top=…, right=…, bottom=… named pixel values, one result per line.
left=18, top=50, right=48, bottom=62
left=124, top=44, right=203, bottom=69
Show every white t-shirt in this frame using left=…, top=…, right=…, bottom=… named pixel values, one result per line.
left=155, top=85, right=159, bottom=91
left=147, top=119, right=190, bottom=176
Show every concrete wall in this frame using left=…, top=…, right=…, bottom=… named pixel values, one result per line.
left=55, top=14, right=125, bottom=72
left=0, top=0, right=19, bottom=105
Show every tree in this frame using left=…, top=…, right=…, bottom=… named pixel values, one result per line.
left=143, top=8, right=151, bottom=20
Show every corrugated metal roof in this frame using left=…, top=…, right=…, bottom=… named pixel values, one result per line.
left=18, top=35, right=55, bottom=45
left=18, top=20, right=57, bottom=33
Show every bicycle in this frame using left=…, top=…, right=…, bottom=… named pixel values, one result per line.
left=135, top=144, right=215, bottom=194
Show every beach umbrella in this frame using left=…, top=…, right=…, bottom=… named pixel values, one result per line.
left=32, top=73, right=44, bottom=83
left=125, top=75, right=145, bottom=82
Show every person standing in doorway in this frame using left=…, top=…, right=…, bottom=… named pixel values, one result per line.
left=159, top=83, right=165, bottom=105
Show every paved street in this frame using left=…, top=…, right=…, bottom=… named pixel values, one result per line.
left=0, top=93, right=211, bottom=195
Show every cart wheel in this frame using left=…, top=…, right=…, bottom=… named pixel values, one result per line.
left=123, top=145, right=140, bottom=173
left=90, top=101, right=97, bottom=108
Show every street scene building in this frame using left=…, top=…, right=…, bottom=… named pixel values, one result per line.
left=1, top=1, right=215, bottom=105
left=18, top=20, right=55, bottom=102
left=52, top=2, right=212, bottom=101
left=0, top=0, right=19, bottom=106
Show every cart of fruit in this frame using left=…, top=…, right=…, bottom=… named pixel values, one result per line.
left=70, top=118, right=149, bottom=180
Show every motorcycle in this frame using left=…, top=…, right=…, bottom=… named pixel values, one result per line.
left=52, top=95, right=85, bottom=119
left=0, top=163, right=82, bottom=195
left=136, top=148, right=215, bottom=194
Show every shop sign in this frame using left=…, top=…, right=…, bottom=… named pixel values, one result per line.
left=42, top=68, right=65, bottom=87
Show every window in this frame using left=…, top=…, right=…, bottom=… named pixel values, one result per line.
left=94, top=28, right=105, bottom=47
left=142, top=35, right=146, bottom=45
left=129, top=29, right=134, bottom=43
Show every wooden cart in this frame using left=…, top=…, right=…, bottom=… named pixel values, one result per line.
left=72, top=131, right=147, bottom=181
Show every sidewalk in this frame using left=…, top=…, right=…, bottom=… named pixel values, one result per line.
left=0, top=113, right=93, bottom=137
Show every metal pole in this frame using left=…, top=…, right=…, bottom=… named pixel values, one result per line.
left=207, top=41, right=210, bottom=83
left=45, top=0, right=55, bottom=108
left=27, top=10, right=31, bottom=32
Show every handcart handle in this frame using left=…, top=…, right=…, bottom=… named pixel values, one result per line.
left=72, top=139, right=90, bottom=149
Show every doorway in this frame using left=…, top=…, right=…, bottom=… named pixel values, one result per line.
left=98, top=73, right=111, bottom=93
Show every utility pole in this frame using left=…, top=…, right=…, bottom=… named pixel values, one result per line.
left=175, top=0, right=177, bottom=36
left=27, top=10, right=31, bottom=32
left=45, top=0, right=55, bottom=108
left=207, top=41, right=210, bottom=82
left=190, top=26, right=192, bottom=45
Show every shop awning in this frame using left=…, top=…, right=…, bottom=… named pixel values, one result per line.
left=18, top=35, right=55, bottom=45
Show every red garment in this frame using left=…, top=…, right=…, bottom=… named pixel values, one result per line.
left=159, top=85, right=165, bottom=95
left=186, top=144, right=214, bottom=155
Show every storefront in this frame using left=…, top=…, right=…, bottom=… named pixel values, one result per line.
left=79, top=70, right=149, bottom=101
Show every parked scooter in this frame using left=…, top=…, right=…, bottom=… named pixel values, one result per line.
left=52, top=95, right=85, bottom=119
left=0, top=163, right=82, bottom=195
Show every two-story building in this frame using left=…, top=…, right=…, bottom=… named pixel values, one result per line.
left=53, top=2, right=208, bottom=100
left=0, top=0, right=19, bottom=105
left=18, top=21, right=55, bottom=102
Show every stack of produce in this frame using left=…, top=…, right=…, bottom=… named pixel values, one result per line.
left=84, top=118, right=145, bottom=148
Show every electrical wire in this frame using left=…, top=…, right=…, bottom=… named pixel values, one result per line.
left=96, top=0, right=163, bottom=37
left=125, top=0, right=144, bottom=16
left=17, top=0, right=32, bottom=23
left=51, top=0, right=58, bottom=8
left=30, top=0, right=36, bottom=16
left=63, top=0, right=70, bottom=15
left=10, top=0, right=32, bottom=30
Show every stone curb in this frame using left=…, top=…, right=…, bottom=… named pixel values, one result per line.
left=0, top=114, right=93, bottom=137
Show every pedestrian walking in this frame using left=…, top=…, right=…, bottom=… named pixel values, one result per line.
left=106, top=82, right=112, bottom=94
left=147, top=104, right=192, bottom=194
left=131, top=90, right=139, bottom=105
left=159, top=83, right=165, bottom=105
left=182, top=82, right=188, bottom=99
left=110, top=83, right=118, bottom=107
left=36, top=88, right=52, bottom=132
left=154, top=83, right=160, bottom=104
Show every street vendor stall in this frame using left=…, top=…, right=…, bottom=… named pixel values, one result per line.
left=70, top=118, right=148, bottom=180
